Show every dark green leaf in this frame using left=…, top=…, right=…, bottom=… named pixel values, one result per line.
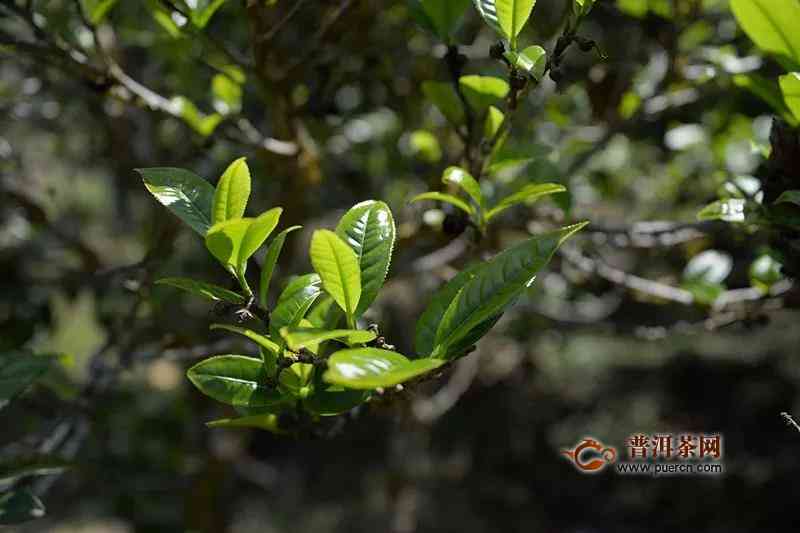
left=432, top=223, right=587, bottom=356
left=190, top=0, right=228, bottom=28
left=80, top=0, right=119, bottom=24
left=304, top=382, right=368, bottom=416
left=0, top=456, right=71, bottom=484
left=0, top=490, right=45, bottom=525
left=0, top=352, right=52, bottom=410
left=269, top=274, right=322, bottom=341
left=187, top=355, right=286, bottom=407
left=278, top=362, right=314, bottom=398
left=775, top=190, right=800, bottom=207
left=206, top=413, right=284, bottom=433
left=138, top=167, right=215, bottom=236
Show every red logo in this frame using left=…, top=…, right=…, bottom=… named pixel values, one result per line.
left=561, top=437, right=617, bottom=472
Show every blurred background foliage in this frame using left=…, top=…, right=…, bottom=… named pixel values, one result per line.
left=1, top=0, right=800, bottom=531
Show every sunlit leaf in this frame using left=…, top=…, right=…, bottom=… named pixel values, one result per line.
left=278, top=362, right=314, bottom=398
left=442, top=167, right=484, bottom=210
left=750, top=252, right=783, bottom=292
left=259, top=225, right=302, bottom=308
left=269, top=274, right=322, bottom=341
left=280, top=327, right=376, bottom=351
left=212, top=157, right=251, bottom=224
left=505, top=45, right=547, bottom=80
left=459, top=75, right=509, bottom=113
left=138, top=167, right=215, bottom=236
left=206, top=413, right=284, bottom=433
left=210, top=324, right=280, bottom=356
left=730, top=0, right=800, bottom=66
left=472, top=0, right=537, bottom=47
left=310, top=230, right=362, bottom=320
left=323, top=348, right=446, bottom=389
left=189, top=0, right=228, bottom=28
left=335, top=201, right=396, bottom=317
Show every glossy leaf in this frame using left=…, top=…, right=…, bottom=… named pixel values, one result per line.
left=212, top=157, right=251, bottom=224
left=0, top=352, right=52, bottom=410
left=205, top=218, right=252, bottom=276
left=210, top=324, right=280, bottom=356
left=335, top=201, right=396, bottom=316
left=310, top=230, right=362, bottom=320
left=459, top=75, right=509, bottom=113
left=155, top=278, right=245, bottom=305
left=432, top=223, right=587, bottom=356
left=486, top=183, right=566, bottom=220
left=0, top=490, right=45, bottom=525
left=730, top=0, right=800, bottom=65
left=422, top=81, right=464, bottom=125
left=506, top=45, right=547, bottom=80
left=472, top=0, right=537, bottom=47
left=443, top=167, right=483, bottom=209
left=324, top=348, right=446, bottom=390
left=206, top=413, right=284, bottom=433
left=280, top=327, right=377, bottom=351
left=410, top=192, right=474, bottom=216
left=269, top=274, right=322, bottom=341
left=733, top=74, right=795, bottom=122
left=187, top=355, right=285, bottom=407
left=138, top=167, right=215, bottom=236
left=484, top=106, right=505, bottom=139
left=446, top=312, right=503, bottom=358
left=415, top=265, right=483, bottom=356
left=305, top=295, right=343, bottom=330
left=259, top=225, right=302, bottom=308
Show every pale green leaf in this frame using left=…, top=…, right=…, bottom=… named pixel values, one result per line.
left=310, top=230, right=362, bottom=319
left=506, top=45, right=547, bottom=80
left=205, top=218, right=252, bottom=275
left=278, top=362, right=315, bottom=398
left=472, top=0, right=538, bottom=47
left=733, top=74, right=795, bottom=122
left=459, top=75, right=509, bottom=113
left=239, top=208, right=282, bottom=268
left=206, top=413, right=284, bottom=433
left=780, top=72, right=800, bottom=121
left=335, top=201, right=396, bottom=317
left=212, top=157, right=251, bottom=224
left=484, top=105, right=505, bottom=139
left=138, top=167, right=215, bottom=236
left=422, top=81, right=465, bottom=125
left=189, top=0, right=227, bottom=28
left=730, top=0, right=800, bottom=65
left=80, top=0, right=119, bottom=24
left=323, top=348, right=446, bottom=389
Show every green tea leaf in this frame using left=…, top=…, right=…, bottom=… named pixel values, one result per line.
left=310, top=230, right=362, bottom=320
left=187, top=355, right=285, bottom=407
left=0, top=490, right=45, bottom=525
left=156, top=278, right=245, bottom=304
left=324, top=348, right=446, bottom=389
left=506, top=45, right=547, bottom=80
left=335, top=201, right=396, bottom=317
left=486, top=182, right=566, bottom=220
left=205, top=218, right=252, bottom=276
left=432, top=223, right=587, bottom=356
left=734, top=74, right=795, bottom=122
left=280, top=327, right=377, bottom=351
left=305, top=295, right=343, bottom=330
left=239, top=208, right=282, bottom=267
left=269, top=274, right=322, bottom=341
left=80, top=0, right=119, bottom=24
left=304, top=383, right=368, bottom=416
left=410, top=192, right=474, bottom=216
left=0, top=352, right=52, bottom=410
left=472, top=0, right=538, bottom=47
left=459, top=75, right=509, bottom=113
left=278, top=362, right=314, bottom=398
left=138, top=167, right=215, bottom=236
left=780, top=72, right=800, bottom=121
left=409, top=0, right=471, bottom=41
left=442, top=167, right=484, bottom=209
left=212, top=157, right=251, bottom=224
left=190, top=0, right=227, bottom=28
left=259, top=225, right=302, bottom=308
left=415, top=265, right=483, bottom=356
left=210, top=324, right=280, bottom=356
left=775, top=190, right=800, bottom=207
left=212, top=72, right=242, bottom=114
left=484, top=106, right=505, bottom=139
left=730, top=0, right=800, bottom=66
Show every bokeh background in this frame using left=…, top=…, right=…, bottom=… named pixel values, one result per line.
left=2, top=0, right=800, bottom=531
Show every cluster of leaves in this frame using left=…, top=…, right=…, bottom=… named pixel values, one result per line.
left=0, top=352, right=61, bottom=525
left=700, top=0, right=800, bottom=233
left=141, top=158, right=584, bottom=433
